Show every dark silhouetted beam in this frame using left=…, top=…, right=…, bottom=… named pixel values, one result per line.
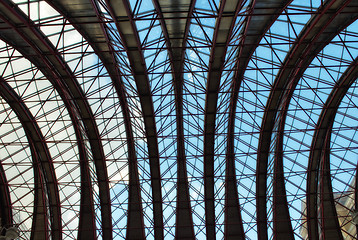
left=47, top=0, right=145, bottom=237
left=225, top=0, right=292, bottom=239
left=257, top=0, right=358, bottom=239
left=104, top=0, right=163, bottom=238
left=202, top=0, right=245, bottom=239
left=0, top=151, right=12, bottom=231
left=310, top=57, right=358, bottom=239
left=86, top=1, right=145, bottom=238
left=152, top=0, right=196, bottom=238
left=0, top=1, right=112, bottom=238
left=0, top=79, right=53, bottom=240
left=319, top=137, right=343, bottom=240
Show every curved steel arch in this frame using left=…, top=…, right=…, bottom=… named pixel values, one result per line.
left=151, top=0, right=196, bottom=238
left=104, top=0, right=164, bottom=238
left=0, top=1, right=111, bottom=238
left=256, top=0, right=358, bottom=239
left=0, top=149, right=12, bottom=232
left=319, top=133, right=342, bottom=240
left=225, top=0, right=292, bottom=239
left=46, top=0, right=146, bottom=238
left=309, top=57, right=358, bottom=239
left=201, top=0, right=245, bottom=238
left=0, top=79, right=54, bottom=240
left=1, top=0, right=358, bottom=239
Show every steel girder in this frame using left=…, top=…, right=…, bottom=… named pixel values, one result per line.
left=0, top=0, right=358, bottom=239
left=0, top=1, right=108, bottom=239
left=309, top=57, right=358, bottom=239
left=46, top=0, right=145, bottom=238
left=104, top=0, right=164, bottom=239
left=0, top=165, right=11, bottom=234
left=0, top=79, right=55, bottom=239
left=0, top=136, right=12, bottom=233
left=203, top=0, right=245, bottom=239
left=225, top=0, right=292, bottom=239
left=152, top=0, right=196, bottom=238
left=257, top=0, right=358, bottom=239
left=319, top=135, right=342, bottom=240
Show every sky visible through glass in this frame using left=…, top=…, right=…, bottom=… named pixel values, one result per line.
left=0, top=0, right=357, bottom=239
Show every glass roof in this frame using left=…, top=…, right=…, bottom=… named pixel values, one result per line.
left=0, top=0, right=358, bottom=239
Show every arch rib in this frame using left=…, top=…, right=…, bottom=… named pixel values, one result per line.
left=104, top=0, right=164, bottom=238
left=256, top=0, right=358, bottom=239
left=225, top=1, right=292, bottom=239
left=319, top=136, right=343, bottom=240
left=46, top=0, right=145, bottom=238
left=151, top=0, right=196, bottom=238
left=309, top=57, right=358, bottom=239
left=0, top=150, right=12, bottom=230
left=0, top=1, right=112, bottom=238
left=200, top=0, right=245, bottom=239
left=0, top=79, right=53, bottom=240
left=88, top=1, right=145, bottom=237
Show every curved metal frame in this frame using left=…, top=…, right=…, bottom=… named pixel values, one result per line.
left=46, top=0, right=146, bottom=238
left=0, top=79, right=53, bottom=240
left=0, top=1, right=110, bottom=238
left=151, top=0, right=197, bottom=238
left=0, top=149, right=12, bottom=232
left=104, top=0, right=164, bottom=238
left=0, top=0, right=357, bottom=239
left=257, top=0, right=358, bottom=238
left=225, top=0, right=292, bottom=239
left=309, top=57, right=358, bottom=239
left=203, top=1, right=245, bottom=238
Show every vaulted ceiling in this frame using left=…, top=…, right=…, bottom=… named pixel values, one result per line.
left=0, top=0, right=357, bottom=239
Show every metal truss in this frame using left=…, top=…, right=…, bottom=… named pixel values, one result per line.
left=0, top=0, right=358, bottom=239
